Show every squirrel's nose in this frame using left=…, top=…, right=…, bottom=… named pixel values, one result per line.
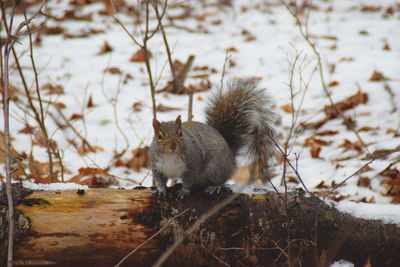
left=171, top=142, right=176, bottom=151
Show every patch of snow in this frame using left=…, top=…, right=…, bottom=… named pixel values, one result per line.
left=330, top=259, right=354, bottom=267
left=22, top=181, right=88, bottom=191
left=334, top=201, right=400, bottom=227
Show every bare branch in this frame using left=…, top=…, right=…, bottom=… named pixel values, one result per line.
left=153, top=193, right=238, bottom=267
left=2, top=1, right=46, bottom=265
left=115, top=208, right=190, bottom=267
left=280, top=0, right=371, bottom=156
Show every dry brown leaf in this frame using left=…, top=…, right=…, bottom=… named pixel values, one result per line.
left=361, top=6, right=382, bottom=12
left=32, top=171, right=61, bottom=184
left=357, top=177, right=371, bottom=187
left=188, top=80, right=212, bottom=92
left=98, top=40, right=113, bottom=55
left=60, top=9, right=93, bottom=21
left=107, top=67, right=122, bottom=74
left=173, top=59, right=185, bottom=73
left=225, top=47, right=238, bottom=53
left=330, top=194, right=349, bottom=202
left=156, top=104, right=181, bottom=112
left=280, top=104, right=293, bottom=113
left=87, top=95, right=95, bottom=108
left=315, top=181, right=329, bottom=189
left=18, top=124, right=36, bottom=135
left=55, top=102, right=67, bottom=109
left=391, top=196, right=400, bottom=204
left=43, top=25, right=65, bottom=35
left=77, top=144, right=103, bottom=156
left=310, top=142, right=321, bottom=158
left=130, top=48, right=152, bottom=62
left=132, top=101, right=143, bottom=112
left=124, top=146, right=149, bottom=172
left=315, top=130, right=339, bottom=136
left=383, top=43, right=391, bottom=51
left=33, top=130, right=47, bottom=148
left=70, top=167, right=118, bottom=187
left=28, top=153, right=45, bottom=179
left=383, top=6, right=394, bottom=18
left=324, top=90, right=368, bottom=118
left=70, top=113, right=84, bottom=120
left=0, top=131, right=18, bottom=164
left=339, top=57, right=354, bottom=62
left=304, top=136, right=329, bottom=147
left=338, top=139, right=363, bottom=153
left=42, top=82, right=64, bottom=94
left=284, top=176, right=297, bottom=184
left=101, top=0, right=126, bottom=14
left=328, top=81, right=339, bottom=87
left=329, top=44, right=337, bottom=50
left=358, top=126, right=379, bottom=132
left=64, top=28, right=105, bottom=39
left=368, top=70, right=388, bottom=81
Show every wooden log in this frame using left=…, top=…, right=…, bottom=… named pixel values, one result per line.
left=1, top=186, right=399, bottom=266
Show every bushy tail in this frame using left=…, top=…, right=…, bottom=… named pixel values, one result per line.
left=205, top=79, right=277, bottom=177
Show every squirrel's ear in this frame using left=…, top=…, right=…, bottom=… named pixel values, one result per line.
left=153, top=118, right=160, bottom=132
left=175, top=115, right=182, bottom=127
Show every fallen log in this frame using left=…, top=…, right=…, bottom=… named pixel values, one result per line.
left=1, top=185, right=399, bottom=266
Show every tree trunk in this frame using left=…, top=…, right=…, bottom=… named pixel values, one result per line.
left=1, top=185, right=399, bottom=267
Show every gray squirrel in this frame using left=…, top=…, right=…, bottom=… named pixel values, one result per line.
left=149, top=79, right=277, bottom=198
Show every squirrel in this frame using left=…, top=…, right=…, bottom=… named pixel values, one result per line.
left=149, top=79, right=277, bottom=198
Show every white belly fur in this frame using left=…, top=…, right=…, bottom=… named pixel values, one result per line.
left=155, top=154, right=186, bottom=178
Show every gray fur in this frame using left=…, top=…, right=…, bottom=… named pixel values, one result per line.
left=150, top=79, right=277, bottom=198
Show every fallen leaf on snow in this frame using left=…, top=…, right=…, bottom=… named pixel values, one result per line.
left=315, top=130, right=339, bottom=136
left=98, top=40, right=113, bottom=55
left=70, top=167, right=118, bottom=187
left=280, top=104, right=293, bottom=113
left=368, top=70, right=388, bottom=81
left=69, top=113, right=84, bottom=120
left=130, top=48, right=152, bottom=62
left=357, top=177, right=371, bottom=187
left=156, top=104, right=182, bottom=112
left=123, top=146, right=150, bottom=172
left=310, top=142, right=322, bottom=158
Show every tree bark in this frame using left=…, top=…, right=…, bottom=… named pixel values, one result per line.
left=1, top=185, right=399, bottom=267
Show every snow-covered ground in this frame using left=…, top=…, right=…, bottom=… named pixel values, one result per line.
left=3, top=0, right=400, bottom=221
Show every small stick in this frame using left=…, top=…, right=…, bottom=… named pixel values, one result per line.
left=114, top=208, right=190, bottom=267
left=188, top=89, right=193, bottom=121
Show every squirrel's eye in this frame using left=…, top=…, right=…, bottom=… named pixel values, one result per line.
left=157, top=133, right=163, bottom=140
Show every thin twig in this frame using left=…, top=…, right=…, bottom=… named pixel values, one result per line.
left=24, top=7, right=54, bottom=182
left=188, top=91, right=193, bottom=121
left=280, top=0, right=370, bottom=156
left=2, top=1, right=46, bottom=265
left=115, top=208, right=190, bottom=267
left=152, top=0, right=181, bottom=90
left=108, top=0, right=167, bottom=119
left=152, top=193, right=238, bottom=267
left=219, top=51, right=230, bottom=90
left=51, top=105, right=94, bottom=152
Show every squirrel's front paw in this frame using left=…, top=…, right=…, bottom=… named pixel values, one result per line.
left=154, top=187, right=167, bottom=198
left=177, top=187, right=190, bottom=199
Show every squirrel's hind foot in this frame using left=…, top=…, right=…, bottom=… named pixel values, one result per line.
left=154, top=188, right=167, bottom=199
left=177, top=187, right=190, bottom=199
left=204, top=185, right=222, bottom=195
